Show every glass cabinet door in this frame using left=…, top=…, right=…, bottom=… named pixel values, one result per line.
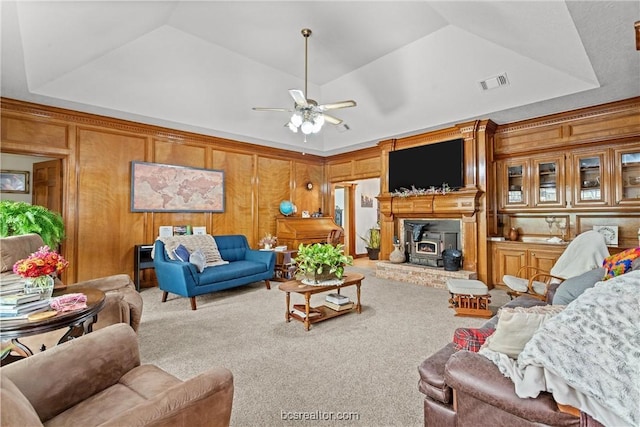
left=533, top=157, right=564, bottom=207
left=615, top=145, right=640, bottom=205
left=572, top=151, right=608, bottom=206
left=502, top=160, right=528, bottom=208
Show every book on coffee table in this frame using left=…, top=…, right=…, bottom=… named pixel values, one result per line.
left=324, top=301, right=354, bottom=312
left=291, top=304, right=322, bottom=319
left=325, top=293, right=350, bottom=305
left=0, top=292, right=41, bottom=307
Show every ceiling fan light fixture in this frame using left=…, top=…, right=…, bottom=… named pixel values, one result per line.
left=290, top=112, right=303, bottom=127
left=301, top=120, right=315, bottom=134
left=253, top=28, right=356, bottom=141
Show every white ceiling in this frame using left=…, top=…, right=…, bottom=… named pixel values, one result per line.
left=2, top=1, right=639, bottom=156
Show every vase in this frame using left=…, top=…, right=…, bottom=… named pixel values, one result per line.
left=24, top=275, right=55, bottom=300
left=264, top=243, right=272, bottom=250
left=508, top=227, right=519, bottom=241
left=389, top=243, right=404, bottom=264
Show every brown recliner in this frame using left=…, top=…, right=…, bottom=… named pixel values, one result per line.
left=0, top=234, right=143, bottom=353
left=1, top=323, right=234, bottom=426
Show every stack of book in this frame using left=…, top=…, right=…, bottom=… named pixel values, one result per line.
left=0, top=292, right=51, bottom=320
left=0, top=274, right=26, bottom=296
left=324, top=292, right=354, bottom=311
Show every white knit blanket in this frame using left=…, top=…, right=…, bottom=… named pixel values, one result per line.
left=484, top=270, right=640, bottom=426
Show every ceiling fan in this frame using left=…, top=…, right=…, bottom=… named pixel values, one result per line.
left=252, top=28, right=356, bottom=139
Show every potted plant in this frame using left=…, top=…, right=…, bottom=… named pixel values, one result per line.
left=294, top=243, right=353, bottom=284
left=359, top=227, right=381, bottom=260
left=0, top=201, right=65, bottom=248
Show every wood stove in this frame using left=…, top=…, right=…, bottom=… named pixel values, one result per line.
left=404, top=221, right=459, bottom=267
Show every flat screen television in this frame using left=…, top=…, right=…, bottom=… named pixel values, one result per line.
left=388, top=139, right=464, bottom=192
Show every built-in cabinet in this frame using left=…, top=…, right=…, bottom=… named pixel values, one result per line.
left=498, top=142, right=640, bottom=211
left=491, top=241, right=565, bottom=287
left=499, top=154, right=564, bottom=209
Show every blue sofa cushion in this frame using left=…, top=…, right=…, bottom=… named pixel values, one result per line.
left=199, top=260, right=268, bottom=284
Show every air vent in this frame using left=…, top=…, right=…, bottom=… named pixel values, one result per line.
left=479, top=73, right=509, bottom=91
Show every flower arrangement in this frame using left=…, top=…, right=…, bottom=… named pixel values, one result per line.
left=391, top=184, right=453, bottom=198
left=258, top=233, right=277, bottom=248
left=13, top=246, right=68, bottom=279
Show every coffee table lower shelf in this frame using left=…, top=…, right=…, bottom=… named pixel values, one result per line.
left=288, top=305, right=355, bottom=325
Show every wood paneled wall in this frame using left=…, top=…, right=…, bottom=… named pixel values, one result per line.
left=0, top=98, right=325, bottom=285
left=3, top=96, right=639, bottom=287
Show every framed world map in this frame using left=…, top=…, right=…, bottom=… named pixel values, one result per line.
left=131, top=161, right=224, bottom=212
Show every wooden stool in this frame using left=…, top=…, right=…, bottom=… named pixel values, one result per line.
left=446, top=279, right=492, bottom=318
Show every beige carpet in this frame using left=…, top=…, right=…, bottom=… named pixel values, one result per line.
left=137, top=265, right=509, bottom=427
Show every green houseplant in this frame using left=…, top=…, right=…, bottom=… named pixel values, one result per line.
left=0, top=200, right=66, bottom=248
left=359, top=227, right=381, bottom=260
left=295, top=243, right=353, bottom=284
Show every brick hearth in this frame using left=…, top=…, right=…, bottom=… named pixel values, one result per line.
left=375, top=261, right=477, bottom=289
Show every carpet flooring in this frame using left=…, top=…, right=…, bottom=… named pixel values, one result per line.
left=137, top=265, right=509, bottom=427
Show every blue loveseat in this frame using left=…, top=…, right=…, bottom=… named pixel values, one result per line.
left=153, top=235, right=275, bottom=310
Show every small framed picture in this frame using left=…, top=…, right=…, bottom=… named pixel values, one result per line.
left=0, top=170, right=29, bottom=194
left=593, top=225, right=619, bottom=245
left=193, top=226, right=207, bottom=235
left=361, top=194, right=374, bottom=208
left=158, top=226, right=173, bottom=238
left=173, top=225, right=189, bottom=236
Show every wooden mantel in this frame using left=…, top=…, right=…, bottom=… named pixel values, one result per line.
left=377, top=189, right=484, bottom=274
left=377, top=189, right=483, bottom=218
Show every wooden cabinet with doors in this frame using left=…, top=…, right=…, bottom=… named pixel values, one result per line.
left=490, top=241, right=565, bottom=287
left=613, top=142, right=640, bottom=206
left=498, top=154, right=564, bottom=210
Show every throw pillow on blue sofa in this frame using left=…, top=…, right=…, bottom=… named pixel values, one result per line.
left=173, top=244, right=191, bottom=262
left=189, top=249, right=206, bottom=273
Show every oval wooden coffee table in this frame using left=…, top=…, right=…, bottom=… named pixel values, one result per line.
left=278, top=273, right=364, bottom=331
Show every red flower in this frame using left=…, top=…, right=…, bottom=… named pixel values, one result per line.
left=13, top=246, right=69, bottom=278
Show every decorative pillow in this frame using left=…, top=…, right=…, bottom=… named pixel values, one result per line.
left=172, top=244, right=191, bottom=262
left=602, top=247, right=640, bottom=280
left=189, top=249, right=206, bottom=273
left=481, top=305, right=565, bottom=359
left=161, top=235, right=226, bottom=266
left=552, top=267, right=606, bottom=305
left=452, top=327, right=495, bottom=352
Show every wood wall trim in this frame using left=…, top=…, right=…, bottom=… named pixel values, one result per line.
left=0, top=97, right=324, bottom=162
left=494, top=97, right=640, bottom=157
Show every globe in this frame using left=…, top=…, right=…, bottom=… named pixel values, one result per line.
left=279, top=200, right=295, bottom=216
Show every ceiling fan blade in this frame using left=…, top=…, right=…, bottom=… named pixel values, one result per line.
left=317, top=100, right=357, bottom=111
left=322, top=113, right=343, bottom=125
left=252, top=107, right=292, bottom=112
left=289, top=89, right=308, bottom=107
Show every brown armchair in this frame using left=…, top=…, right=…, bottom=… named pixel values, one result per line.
left=0, top=233, right=143, bottom=353
left=1, top=323, right=234, bottom=426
